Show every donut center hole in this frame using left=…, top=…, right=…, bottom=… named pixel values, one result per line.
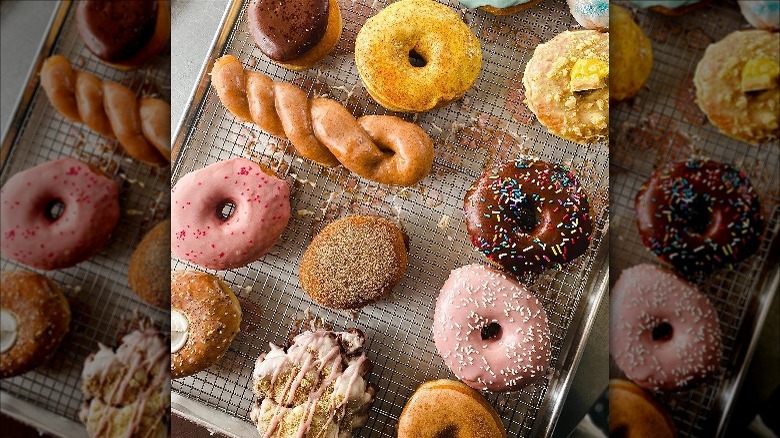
left=511, top=193, right=538, bottom=232
left=44, top=199, right=65, bottom=221
left=652, top=322, right=673, bottom=342
left=676, top=195, right=711, bottom=234
left=435, top=425, right=458, bottom=438
left=481, top=322, right=502, bottom=341
left=408, top=49, right=427, bottom=68
left=216, top=200, right=236, bottom=222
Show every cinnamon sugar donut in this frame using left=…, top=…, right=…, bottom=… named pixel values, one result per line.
left=1, top=271, right=71, bottom=378
left=609, top=379, right=677, bottom=438
left=170, top=271, right=241, bottom=379
left=398, top=379, right=507, bottom=438
left=128, top=220, right=170, bottom=309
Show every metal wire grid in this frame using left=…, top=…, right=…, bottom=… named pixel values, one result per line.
left=172, top=0, right=608, bottom=436
left=609, top=1, right=780, bottom=436
left=0, top=2, right=171, bottom=425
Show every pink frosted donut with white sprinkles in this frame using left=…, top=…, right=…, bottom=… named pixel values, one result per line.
left=171, top=157, right=290, bottom=270
left=610, top=264, right=722, bottom=392
left=1, top=158, right=119, bottom=270
left=433, top=264, right=551, bottom=392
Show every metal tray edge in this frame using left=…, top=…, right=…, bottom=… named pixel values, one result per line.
left=0, top=390, right=87, bottom=438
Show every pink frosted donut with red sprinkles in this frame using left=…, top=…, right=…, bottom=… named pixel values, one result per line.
left=171, top=157, right=290, bottom=270
left=610, top=264, right=722, bottom=392
left=433, top=264, right=551, bottom=392
left=1, top=158, right=120, bottom=270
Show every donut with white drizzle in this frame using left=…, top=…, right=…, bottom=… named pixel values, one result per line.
left=433, top=264, right=551, bottom=392
left=610, top=264, right=722, bottom=391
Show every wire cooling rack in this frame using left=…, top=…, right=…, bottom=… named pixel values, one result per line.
left=171, top=0, right=609, bottom=436
left=0, top=1, right=171, bottom=433
left=610, top=2, right=780, bottom=437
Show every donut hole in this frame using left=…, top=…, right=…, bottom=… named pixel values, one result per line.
left=480, top=322, right=502, bottom=341
left=44, top=199, right=65, bottom=222
left=435, top=425, right=458, bottom=438
left=675, top=194, right=711, bottom=234
left=652, top=322, right=673, bottom=342
left=510, top=193, right=538, bottom=233
left=216, top=200, right=236, bottom=222
left=408, top=49, right=427, bottom=68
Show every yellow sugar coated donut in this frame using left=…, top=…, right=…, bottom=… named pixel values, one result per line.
left=355, top=0, right=482, bottom=112
left=610, top=4, right=653, bottom=101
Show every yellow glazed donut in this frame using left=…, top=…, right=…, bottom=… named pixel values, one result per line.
left=694, top=30, right=779, bottom=144
left=355, top=0, right=482, bottom=112
left=523, top=30, right=609, bottom=144
left=610, top=5, right=653, bottom=101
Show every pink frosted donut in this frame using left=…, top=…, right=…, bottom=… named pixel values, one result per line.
left=433, top=264, right=551, bottom=392
left=610, top=264, right=722, bottom=392
left=0, top=158, right=119, bottom=270
left=171, top=157, right=290, bottom=270
left=567, top=0, right=609, bottom=30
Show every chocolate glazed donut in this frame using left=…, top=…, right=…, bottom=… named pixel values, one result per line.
left=635, top=159, right=764, bottom=278
left=464, top=159, right=593, bottom=275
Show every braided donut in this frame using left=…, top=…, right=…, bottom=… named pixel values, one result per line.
left=210, top=55, right=434, bottom=187
left=39, top=55, right=170, bottom=166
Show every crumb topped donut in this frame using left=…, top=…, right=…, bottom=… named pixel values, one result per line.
left=523, top=30, right=609, bottom=144
left=300, top=215, right=408, bottom=309
left=398, top=379, right=507, bottom=438
left=635, top=159, right=764, bottom=278
left=171, top=271, right=241, bottom=379
left=1, top=271, right=71, bottom=378
left=457, top=0, right=541, bottom=16
left=464, top=159, right=593, bottom=275
left=609, top=379, right=677, bottom=438
left=433, top=264, right=551, bottom=392
left=610, top=264, right=722, bottom=391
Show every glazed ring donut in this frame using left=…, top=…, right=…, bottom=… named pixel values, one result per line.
left=464, top=159, right=593, bottom=275
left=398, top=379, right=506, bottom=438
left=609, top=379, right=677, bottom=438
left=610, top=264, right=722, bottom=391
left=355, top=0, right=482, bottom=112
left=433, top=264, right=551, bottom=392
left=129, top=219, right=170, bottom=309
left=0, top=158, right=120, bottom=270
left=171, top=271, right=241, bottom=379
left=171, top=157, right=291, bottom=270
left=1, top=271, right=71, bottom=378
left=635, top=159, right=764, bottom=278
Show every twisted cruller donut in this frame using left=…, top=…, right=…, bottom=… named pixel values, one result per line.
left=40, top=55, right=170, bottom=166
left=210, top=55, right=434, bottom=186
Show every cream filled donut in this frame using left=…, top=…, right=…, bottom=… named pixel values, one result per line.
left=610, top=264, right=722, bottom=391
left=738, top=1, right=780, bottom=31
left=567, top=0, right=609, bottom=30
left=433, top=264, right=551, bottom=392
left=0, top=158, right=120, bottom=270
left=171, top=157, right=290, bottom=270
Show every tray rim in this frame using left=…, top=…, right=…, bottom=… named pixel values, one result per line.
left=169, top=0, right=611, bottom=436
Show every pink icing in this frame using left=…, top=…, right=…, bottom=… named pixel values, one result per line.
left=171, top=157, right=291, bottom=270
left=0, top=158, right=119, bottom=270
left=433, top=264, right=551, bottom=392
left=610, top=264, right=722, bottom=391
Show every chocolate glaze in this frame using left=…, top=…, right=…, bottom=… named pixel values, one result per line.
left=76, top=0, right=158, bottom=62
left=248, top=0, right=330, bottom=62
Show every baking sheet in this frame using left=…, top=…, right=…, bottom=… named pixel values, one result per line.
left=170, top=0, right=609, bottom=436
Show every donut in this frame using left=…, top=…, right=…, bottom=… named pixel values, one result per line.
left=171, top=271, right=241, bottom=379
left=694, top=30, right=779, bottom=144
left=635, top=159, right=764, bottom=277
left=0, top=158, right=120, bottom=270
left=628, top=0, right=709, bottom=16
left=456, top=0, right=541, bottom=16
left=523, top=30, right=609, bottom=144
left=128, top=220, right=170, bottom=309
left=299, top=215, right=408, bottom=309
left=250, top=316, right=376, bottom=437
left=433, top=264, right=551, bottom=392
left=171, top=157, right=291, bottom=270
left=610, top=264, right=722, bottom=391
left=609, top=379, right=677, bottom=438
left=610, top=4, right=653, bottom=101
left=1, top=271, right=71, bottom=378
left=247, top=0, right=342, bottom=71
left=738, top=1, right=780, bottom=31
left=464, top=159, right=592, bottom=275
left=80, top=328, right=170, bottom=437
left=398, top=379, right=507, bottom=438
left=355, top=0, right=482, bottom=112
left=566, top=0, right=609, bottom=30
left=76, top=0, right=170, bottom=70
